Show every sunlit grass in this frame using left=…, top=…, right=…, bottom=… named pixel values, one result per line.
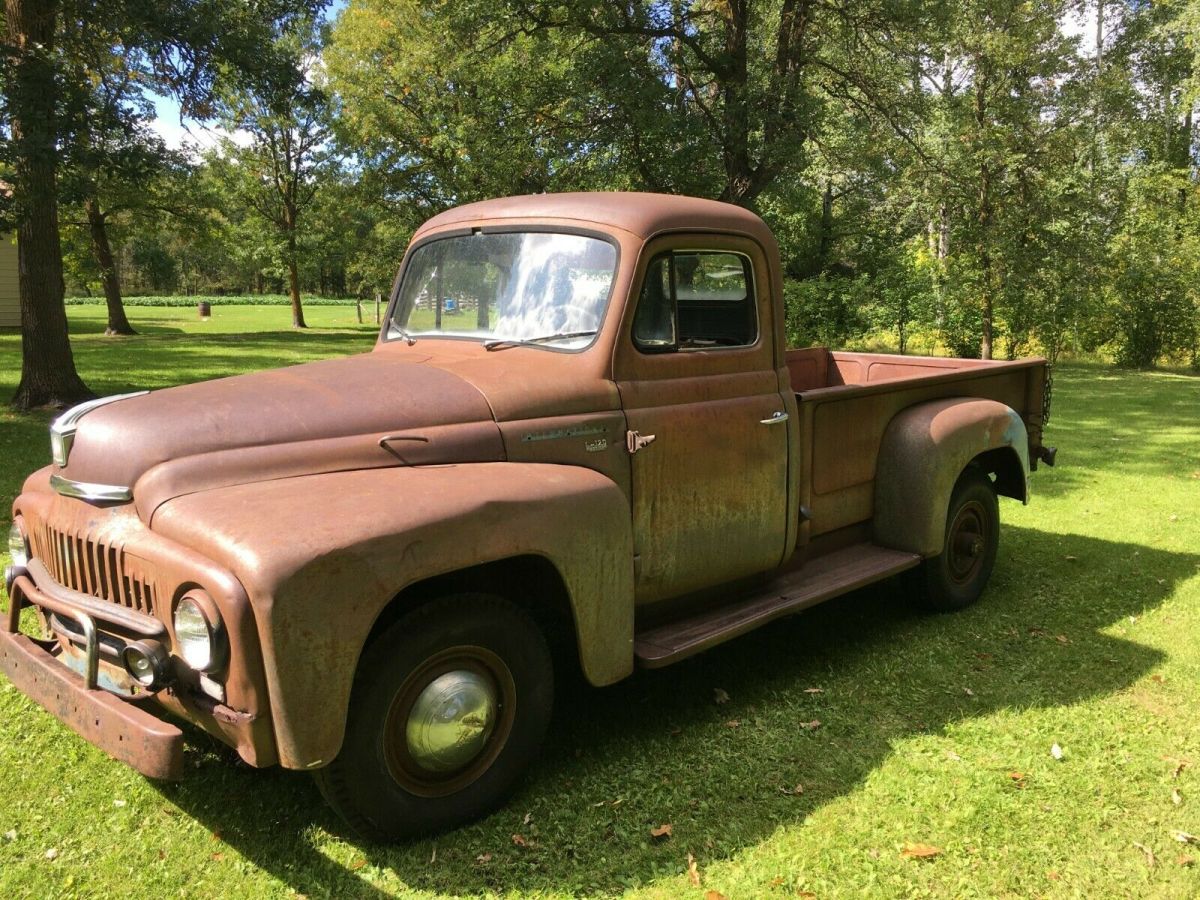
left=1, top=308, right=1199, bottom=897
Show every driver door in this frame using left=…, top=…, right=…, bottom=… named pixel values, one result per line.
left=614, top=234, right=792, bottom=604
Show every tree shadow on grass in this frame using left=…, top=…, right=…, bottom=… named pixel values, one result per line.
left=151, top=524, right=1199, bottom=897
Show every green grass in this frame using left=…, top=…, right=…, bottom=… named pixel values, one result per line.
left=2, top=304, right=1199, bottom=898
left=64, top=294, right=368, bottom=307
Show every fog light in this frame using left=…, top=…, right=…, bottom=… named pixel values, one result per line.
left=122, top=640, right=172, bottom=689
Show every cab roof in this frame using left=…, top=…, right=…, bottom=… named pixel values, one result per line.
left=413, top=192, right=775, bottom=246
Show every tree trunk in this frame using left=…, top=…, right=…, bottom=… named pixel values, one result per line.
left=817, top=179, right=834, bottom=269
left=84, top=195, right=136, bottom=336
left=6, top=0, right=93, bottom=409
left=285, top=209, right=307, bottom=328
left=975, top=76, right=994, bottom=360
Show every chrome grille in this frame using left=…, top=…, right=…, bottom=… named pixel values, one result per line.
left=30, top=522, right=157, bottom=615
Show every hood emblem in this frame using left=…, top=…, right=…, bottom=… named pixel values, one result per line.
left=50, top=391, right=148, bottom=467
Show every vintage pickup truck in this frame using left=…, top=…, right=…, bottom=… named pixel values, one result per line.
left=2, top=193, right=1055, bottom=840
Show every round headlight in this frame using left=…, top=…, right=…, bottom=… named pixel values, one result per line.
left=173, top=593, right=225, bottom=672
left=8, top=522, right=29, bottom=569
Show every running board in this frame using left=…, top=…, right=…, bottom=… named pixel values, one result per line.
left=634, top=544, right=921, bottom=668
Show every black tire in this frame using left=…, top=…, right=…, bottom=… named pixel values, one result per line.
left=314, top=593, right=554, bottom=842
left=915, top=467, right=1000, bottom=612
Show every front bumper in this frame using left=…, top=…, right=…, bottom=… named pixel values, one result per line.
left=0, top=594, right=184, bottom=779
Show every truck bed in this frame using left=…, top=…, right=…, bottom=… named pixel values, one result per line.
left=785, top=347, right=1048, bottom=539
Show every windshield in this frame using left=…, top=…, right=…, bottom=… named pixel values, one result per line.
left=388, top=231, right=618, bottom=348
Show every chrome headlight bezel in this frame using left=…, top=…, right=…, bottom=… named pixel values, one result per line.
left=172, top=591, right=227, bottom=673
left=7, top=521, right=29, bottom=569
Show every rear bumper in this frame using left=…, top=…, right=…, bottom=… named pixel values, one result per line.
left=1, top=575, right=184, bottom=781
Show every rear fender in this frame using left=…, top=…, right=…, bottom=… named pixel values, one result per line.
left=874, top=398, right=1029, bottom=557
left=151, top=463, right=634, bottom=769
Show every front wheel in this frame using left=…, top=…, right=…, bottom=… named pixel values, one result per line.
left=915, top=467, right=1000, bottom=612
left=314, top=593, right=554, bottom=842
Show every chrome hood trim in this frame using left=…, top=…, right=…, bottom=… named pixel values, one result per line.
left=50, top=392, right=149, bottom=467
left=49, top=473, right=133, bottom=503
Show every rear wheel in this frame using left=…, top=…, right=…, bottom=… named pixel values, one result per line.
left=315, top=593, right=553, bottom=842
left=916, top=467, right=999, bottom=612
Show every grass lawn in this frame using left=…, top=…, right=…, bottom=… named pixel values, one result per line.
left=2, top=303, right=1199, bottom=898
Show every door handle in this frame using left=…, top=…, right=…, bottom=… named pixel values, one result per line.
left=626, top=430, right=657, bottom=454
left=760, top=411, right=789, bottom=425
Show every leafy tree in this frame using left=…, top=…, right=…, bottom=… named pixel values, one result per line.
left=215, top=17, right=333, bottom=327
left=0, top=0, right=322, bottom=408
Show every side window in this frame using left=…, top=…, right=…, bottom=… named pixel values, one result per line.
left=632, top=251, right=757, bottom=352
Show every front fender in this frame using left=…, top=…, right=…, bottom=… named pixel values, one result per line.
left=152, top=463, right=634, bottom=769
left=873, top=398, right=1029, bottom=557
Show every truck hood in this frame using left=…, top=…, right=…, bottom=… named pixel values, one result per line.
left=53, top=352, right=504, bottom=519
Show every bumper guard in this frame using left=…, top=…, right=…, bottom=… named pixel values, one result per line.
left=1, top=574, right=184, bottom=780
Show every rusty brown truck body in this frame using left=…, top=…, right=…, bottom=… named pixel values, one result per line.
left=2, top=193, right=1054, bottom=839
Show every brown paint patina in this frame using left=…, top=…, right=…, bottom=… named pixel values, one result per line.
left=2, top=192, right=1052, bottom=784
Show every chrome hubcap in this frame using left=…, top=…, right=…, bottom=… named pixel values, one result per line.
left=405, top=669, right=498, bottom=773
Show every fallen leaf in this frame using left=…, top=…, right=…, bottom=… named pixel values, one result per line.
left=705, top=892, right=727, bottom=900
left=1133, top=842, right=1155, bottom=867
left=1047, top=870, right=1061, bottom=881
left=113, top=800, right=127, bottom=808
left=687, top=852, right=700, bottom=886
left=1172, top=761, right=1188, bottom=780
left=511, top=833, right=527, bottom=847
left=1056, top=634, right=1070, bottom=644
left=45, top=848, right=59, bottom=861
left=1064, top=555, right=1077, bottom=561
left=778, top=783, right=804, bottom=796
left=963, top=687, right=975, bottom=697
left=945, top=750, right=963, bottom=762
left=1172, top=789, right=1182, bottom=806
left=429, top=846, right=436, bottom=864
left=1151, top=674, right=1165, bottom=684
left=523, top=812, right=533, bottom=825
left=475, top=853, right=492, bottom=864
left=900, top=842, right=942, bottom=859
left=713, top=688, right=730, bottom=705
left=803, top=687, right=824, bottom=694
left=1028, top=626, right=1048, bottom=636
left=975, top=652, right=994, bottom=661
left=211, top=853, right=226, bottom=863
left=611, top=797, right=625, bottom=806
left=157, top=849, right=165, bottom=861
left=1009, top=772, right=1027, bottom=787
left=725, top=719, right=741, bottom=729
left=799, top=720, right=821, bottom=730
left=769, top=876, right=786, bottom=887
left=650, top=823, right=673, bottom=840
left=1177, top=854, right=1195, bottom=867
left=1174, top=831, right=1199, bottom=845
left=1051, top=743, right=1064, bottom=761
left=3, top=830, right=15, bottom=842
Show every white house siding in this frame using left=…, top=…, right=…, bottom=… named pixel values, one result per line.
left=0, top=233, right=19, bottom=327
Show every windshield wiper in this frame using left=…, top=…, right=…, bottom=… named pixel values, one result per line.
left=483, top=330, right=597, bottom=351
left=389, top=324, right=418, bottom=345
